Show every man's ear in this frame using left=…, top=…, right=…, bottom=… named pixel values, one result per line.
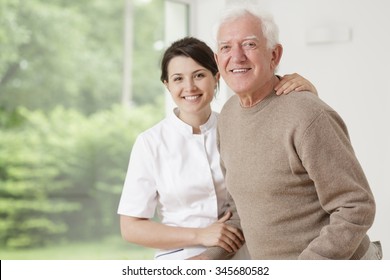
left=271, top=44, right=283, bottom=70
left=214, top=52, right=220, bottom=67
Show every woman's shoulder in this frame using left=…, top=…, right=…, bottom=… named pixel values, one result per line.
left=138, top=116, right=170, bottom=138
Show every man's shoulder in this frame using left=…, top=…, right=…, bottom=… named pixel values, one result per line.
left=280, top=91, right=335, bottom=113
left=281, top=90, right=319, bottom=103
left=277, top=92, right=347, bottom=133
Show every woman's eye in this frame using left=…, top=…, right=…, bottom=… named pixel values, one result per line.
left=173, top=77, right=182, bottom=82
left=195, top=73, right=205, bottom=79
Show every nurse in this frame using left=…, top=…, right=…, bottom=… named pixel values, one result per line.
left=117, top=36, right=317, bottom=260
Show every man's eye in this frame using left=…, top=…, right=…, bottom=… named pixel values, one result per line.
left=243, top=41, right=256, bottom=49
left=220, top=45, right=230, bottom=52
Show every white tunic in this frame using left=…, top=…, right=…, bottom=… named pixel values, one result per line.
left=117, top=109, right=227, bottom=259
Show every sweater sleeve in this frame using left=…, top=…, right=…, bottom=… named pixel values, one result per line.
left=297, top=110, right=375, bottom=259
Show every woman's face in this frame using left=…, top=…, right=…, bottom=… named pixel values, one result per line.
left=164, top=56, right=218, bottom=117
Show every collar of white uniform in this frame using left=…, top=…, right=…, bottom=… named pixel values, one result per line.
left=170, top=108, right=217, bottom=135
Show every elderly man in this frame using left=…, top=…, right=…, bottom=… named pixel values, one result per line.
left=195, top=5, right=381, bottom=260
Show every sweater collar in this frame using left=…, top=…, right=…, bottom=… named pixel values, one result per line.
left=238, top=90, right=277, bottom=113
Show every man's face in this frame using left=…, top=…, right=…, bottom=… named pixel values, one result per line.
left=215, top=14, right=279, bottom=97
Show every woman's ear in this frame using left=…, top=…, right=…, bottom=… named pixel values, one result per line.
left=163, top=80, right=169, bottom=89
left=215, top=72, right=220, bottom=82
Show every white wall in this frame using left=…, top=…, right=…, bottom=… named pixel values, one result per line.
left=192, top=0, right=231, bottom=112
left=193, top=0, right=389, bottom=259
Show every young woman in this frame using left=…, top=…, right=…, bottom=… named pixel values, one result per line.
left=117, top=37, right=318, bottom=260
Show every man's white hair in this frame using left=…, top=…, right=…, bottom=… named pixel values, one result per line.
left=213, top=3, right=280, bottom=50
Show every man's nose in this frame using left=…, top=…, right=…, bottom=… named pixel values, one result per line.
left=231, top=45, right=246, bottom=63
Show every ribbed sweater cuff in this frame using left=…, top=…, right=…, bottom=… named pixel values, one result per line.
left=201, top=246, right=235, bottom=260
left=350, top=235, right=371, bottom=259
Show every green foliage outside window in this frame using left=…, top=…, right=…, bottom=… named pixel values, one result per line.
left=0, top=0, right=166, bottom=255
left=0, top=103, right=164, bottom=248
left=0, top=0, right=165, bottom=113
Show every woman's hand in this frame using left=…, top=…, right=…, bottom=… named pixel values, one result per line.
left=195, top=211, right=244, bottom=253
left=275, top=73, right=318, bottom=96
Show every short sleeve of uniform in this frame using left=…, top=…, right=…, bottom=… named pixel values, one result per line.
left=117, top=134, right=157, bottom=218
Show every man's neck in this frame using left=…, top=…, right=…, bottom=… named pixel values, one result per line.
left=239, top=75, right=278, bottom=108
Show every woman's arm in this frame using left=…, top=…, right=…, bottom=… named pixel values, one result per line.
left=275, top=73, right=318, bottom=95
left=187, top=191, right=244, bottom=260
left=120, top=212, right=244, bottom=253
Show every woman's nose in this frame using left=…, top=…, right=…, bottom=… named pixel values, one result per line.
left=184, top=79, right=197, bottom=91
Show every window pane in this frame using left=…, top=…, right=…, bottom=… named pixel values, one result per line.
left=0, top=0, right=168, bottom=260
left=164, top=0, right=190, bottom=113
left=165, top=1, right=189, bottom=43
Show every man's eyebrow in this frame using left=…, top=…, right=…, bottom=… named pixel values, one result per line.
left=217, top=40, right=229, bottom=45
left=243, top=35, right=259, bottom=41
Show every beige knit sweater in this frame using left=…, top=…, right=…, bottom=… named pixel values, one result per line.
left=206, top=91, right=375, bottom=260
